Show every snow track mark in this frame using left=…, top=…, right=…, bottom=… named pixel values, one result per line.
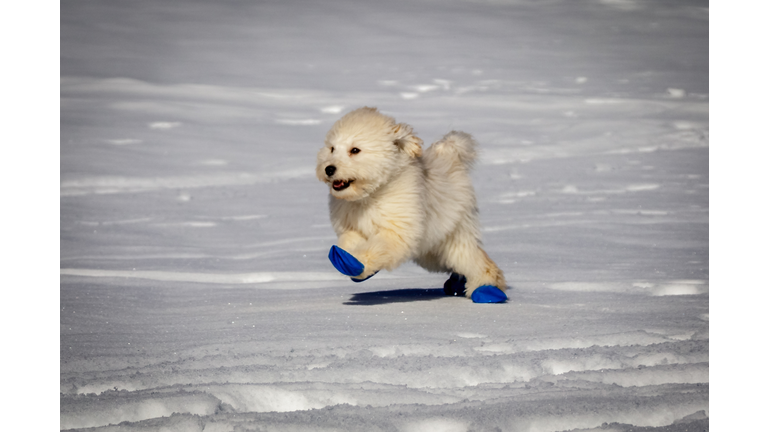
left=60, top=268, right=345, bottom=285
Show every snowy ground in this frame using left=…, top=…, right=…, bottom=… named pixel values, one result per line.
left=60, top=1, right=709, bottom=430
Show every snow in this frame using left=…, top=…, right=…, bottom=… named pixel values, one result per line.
left=59, top=0, right=711, bottom=430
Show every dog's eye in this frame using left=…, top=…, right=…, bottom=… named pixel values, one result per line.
left=330, top=147, right=334, bottom=153
left=350, top=147, right=361, bottom=155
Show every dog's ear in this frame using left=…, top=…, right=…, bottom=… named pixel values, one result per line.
left=392, top=123, right=423, bottom=158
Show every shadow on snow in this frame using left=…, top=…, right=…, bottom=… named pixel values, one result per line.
left=344, top=288, right=449, bottom=306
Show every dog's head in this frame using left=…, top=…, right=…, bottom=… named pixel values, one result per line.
left=316, top=107, right=423, bottom=201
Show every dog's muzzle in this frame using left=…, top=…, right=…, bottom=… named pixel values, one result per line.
left=325, top=165, right=336, bottom=177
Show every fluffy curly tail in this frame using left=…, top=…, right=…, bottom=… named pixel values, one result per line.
left=430, top=131, right=478, bottom=169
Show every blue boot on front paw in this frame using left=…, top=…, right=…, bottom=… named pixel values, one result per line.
left=328, top=245, right=377, bottom=283
left=471, top=285, right=508, bottom=303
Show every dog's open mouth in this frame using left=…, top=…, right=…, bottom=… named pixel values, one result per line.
left=332, top=179, right=353, bottom=191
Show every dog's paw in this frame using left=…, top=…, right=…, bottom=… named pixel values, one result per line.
left=328, top=245, right=378, bottom=282
left=351, top=271, right=378, bottom=283
left=470, top=285, right=508, bottom=303
left=443, top=273, right=467, bottom=296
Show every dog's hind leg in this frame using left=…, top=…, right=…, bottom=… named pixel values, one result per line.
left=438, top=228, right=506, bottom=298
left=414, top=252, right=469, bottom=296
left=413, top=251, right=451, bottom=273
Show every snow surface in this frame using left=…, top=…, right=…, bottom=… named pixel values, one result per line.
left=60, top=0, right=708, bottom=430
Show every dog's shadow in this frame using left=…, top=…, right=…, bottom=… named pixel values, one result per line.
left=344, top=288, right=448, bottom=306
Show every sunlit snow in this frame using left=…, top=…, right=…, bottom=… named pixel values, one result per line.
left=61, top=0, right=708, bottom=430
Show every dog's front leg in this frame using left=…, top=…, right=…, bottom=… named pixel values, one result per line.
left=337, top=230, right=366, bottom=253
left=354, top=229, right=411, bottom=279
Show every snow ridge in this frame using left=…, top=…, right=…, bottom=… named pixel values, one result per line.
left=61, top=330, right=707, bottom=430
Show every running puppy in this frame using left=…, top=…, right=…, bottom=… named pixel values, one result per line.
left=316, top=107, right=507, bottom=302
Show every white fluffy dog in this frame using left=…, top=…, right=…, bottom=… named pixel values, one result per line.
left=316, top=107, right=507, bottom=300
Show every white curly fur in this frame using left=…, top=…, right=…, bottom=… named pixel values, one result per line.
left=316, top=107, right=506, bottom=297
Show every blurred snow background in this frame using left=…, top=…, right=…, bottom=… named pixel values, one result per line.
left=55, top=0, right=720, bottom=430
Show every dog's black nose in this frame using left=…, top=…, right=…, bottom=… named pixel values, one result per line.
left=325, top=165, right=336, bottom=177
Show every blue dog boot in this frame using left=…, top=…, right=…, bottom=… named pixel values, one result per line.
left=443, top=273, right=467, bottom=296
left=328, top=245, right=377, bottom=282
left=328, top=245, right=364, bottom=276
left=471, top=285, right=508, bottom=303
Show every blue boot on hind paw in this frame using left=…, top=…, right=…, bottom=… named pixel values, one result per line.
left=328, top=245, right=377, bottom=282
left=443, top=273, right=467, bottom=296
left=471, top=285, right=508, bottom=303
